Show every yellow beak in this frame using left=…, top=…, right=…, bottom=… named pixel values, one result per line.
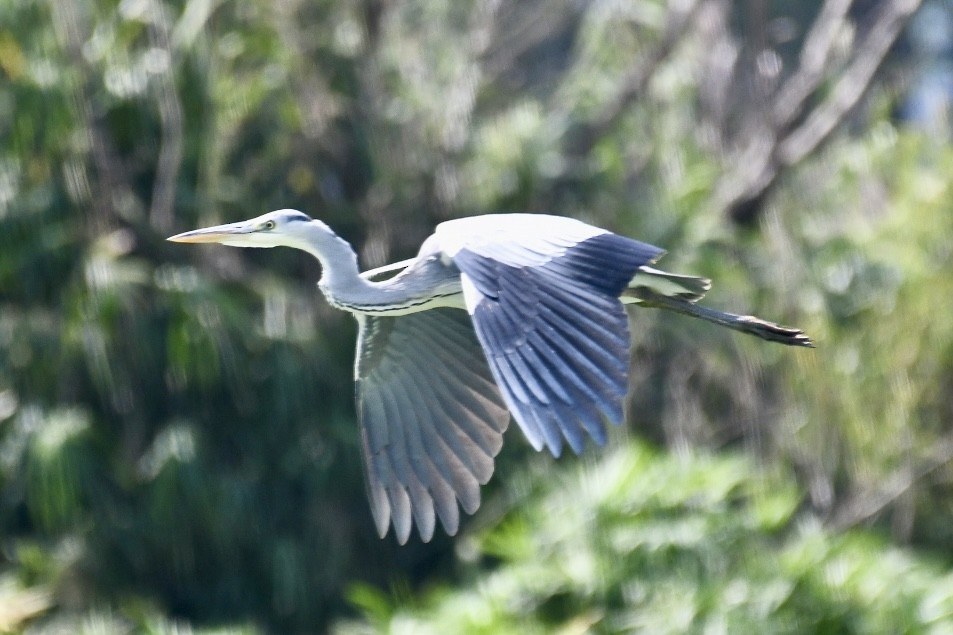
left=167, top=221, right=251, bottom=244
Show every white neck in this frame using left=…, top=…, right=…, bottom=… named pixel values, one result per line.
left=291, top=219, right=461, bottom=315
left=294, top=221, right=385, bottom=311
left=298, top=222, right=356, bottom=282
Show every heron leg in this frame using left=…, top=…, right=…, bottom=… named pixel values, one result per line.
left=631, top=287, right=814, bottom=348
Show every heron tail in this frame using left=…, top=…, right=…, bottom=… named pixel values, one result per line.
left=631, top=286, right=814, bottom=348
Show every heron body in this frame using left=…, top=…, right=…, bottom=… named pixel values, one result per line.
left=169, top=210, right=812, bottom=544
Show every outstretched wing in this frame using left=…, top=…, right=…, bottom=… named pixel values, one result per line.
left=355, top=308, right=510, bottom=544
left=439, top=215, right=663, bottom=457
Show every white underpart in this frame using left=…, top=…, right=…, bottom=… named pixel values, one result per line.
left=435, top=214, right=607, bottom=267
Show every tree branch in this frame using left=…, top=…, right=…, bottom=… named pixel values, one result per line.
left=715, top=0, right=922, bottom=224
left=564, top=0, right=704, bottom=158
left=779, top=0, right=922, bottom=165
left=771, top=0, right=853, bottom=129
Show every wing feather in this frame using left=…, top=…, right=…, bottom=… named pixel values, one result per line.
left=451, top=228, right=660, bottom=455
left=384, top=370, right=448, bottom=541
left=373, top=377, right=432, bottom=543
left=397, top=346, right=485, bottom=511
left=357, top=391, right=393, bottom=538
left=423, top=318, right=510, bottom=435
left=355, top=309, right=509, bottom=543
left=418, top=380, right=498, bottom=484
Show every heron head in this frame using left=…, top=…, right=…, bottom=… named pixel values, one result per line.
left=167, top=209, right=319, bottom=248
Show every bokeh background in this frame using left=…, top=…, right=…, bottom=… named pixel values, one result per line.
left=4, top=0, right=953, bottom=632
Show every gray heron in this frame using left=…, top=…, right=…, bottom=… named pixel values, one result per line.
left=169, top=210, right=812, bottom=544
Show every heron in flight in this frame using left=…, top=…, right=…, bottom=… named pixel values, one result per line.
left=169, top=210, right=812, bottom=544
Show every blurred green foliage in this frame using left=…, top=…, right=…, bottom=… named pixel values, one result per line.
left=338, top=443, right=953, bottom=634
left=1, top=0, right=952, bottom=632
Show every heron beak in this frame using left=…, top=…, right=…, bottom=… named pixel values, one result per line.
left=167, top=221, right=253, bottom=244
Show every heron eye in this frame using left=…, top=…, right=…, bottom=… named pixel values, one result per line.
left=262, top=220, right=276, bottom=230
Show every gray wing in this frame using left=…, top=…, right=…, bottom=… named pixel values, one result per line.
left=452, top=231, right=663, bottom=457
left=355, top=308, right=510, bottom=544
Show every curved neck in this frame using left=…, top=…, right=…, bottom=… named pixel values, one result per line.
left=296, top=221, right=372, bottom=307
left=295, top=220, right=458, bottom=315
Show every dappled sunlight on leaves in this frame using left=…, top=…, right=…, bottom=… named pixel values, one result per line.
left=338, top=442, right=953, bottom=633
